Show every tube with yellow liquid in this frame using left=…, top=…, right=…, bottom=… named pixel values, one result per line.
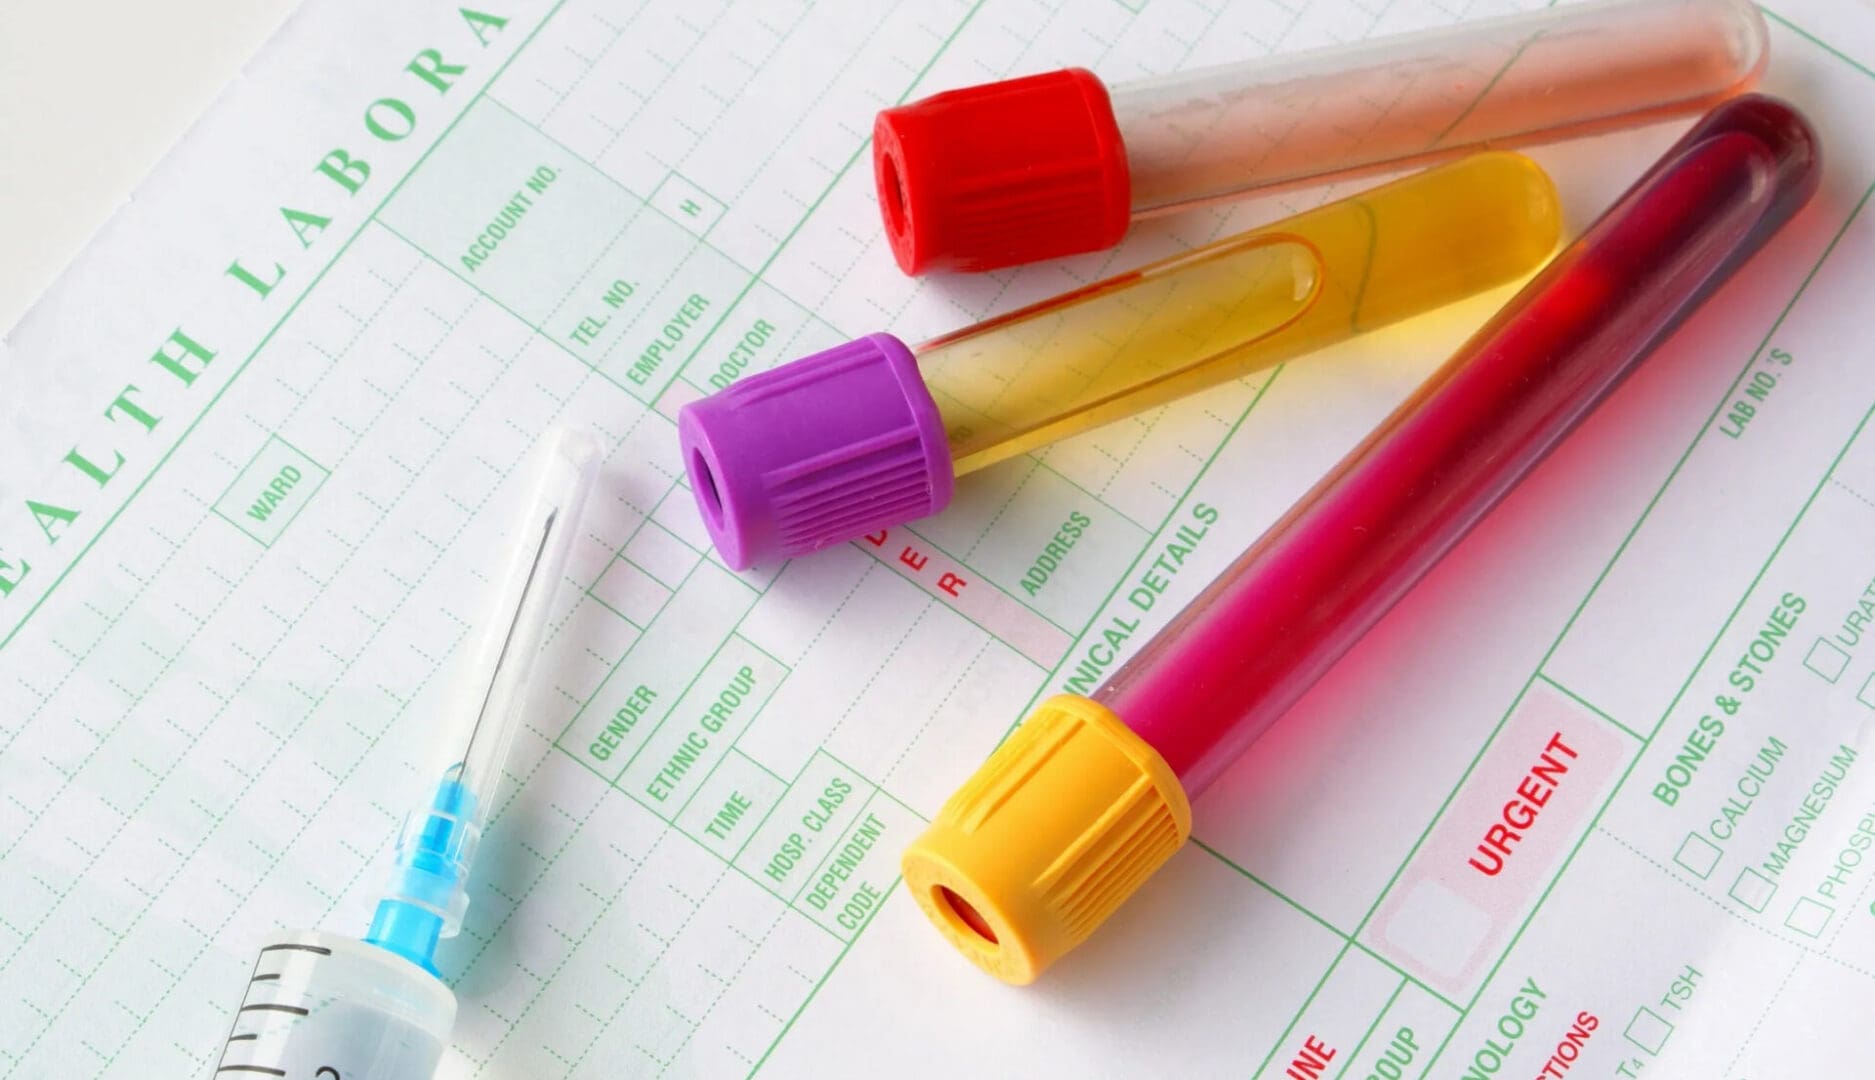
left=677, top=152, right=1560, bottom=569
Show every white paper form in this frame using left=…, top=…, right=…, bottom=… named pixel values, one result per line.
left=5, top=0, right=1875, bottom=1076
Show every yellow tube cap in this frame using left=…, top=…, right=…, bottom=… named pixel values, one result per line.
left=901, top=694, right=1192, bottom=984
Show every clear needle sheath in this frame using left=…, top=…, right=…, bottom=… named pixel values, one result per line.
left=364, top=430, right=600, bottom=971
left=214, top=429, right=600, bottom=1079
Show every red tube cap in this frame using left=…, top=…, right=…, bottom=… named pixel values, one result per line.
left=873, top=68, right=1131, bottom=275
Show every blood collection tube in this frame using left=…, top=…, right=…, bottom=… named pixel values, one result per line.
left=901, top=95, right=1819, bottom=984
left=875, top=0, right=1767, bottom=274
left=679, top=152, right=1559, bottom=569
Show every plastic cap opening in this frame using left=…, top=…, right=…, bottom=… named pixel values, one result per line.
left=676, top=334, right=954, bottom=569
left=937, top=885, right=999, bottom=945
left=902, top=695, right=1191, bottom=984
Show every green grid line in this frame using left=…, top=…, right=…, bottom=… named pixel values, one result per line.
left=668, top=639, right=795, bottom=823
left=0, top=3, right=574, bottom=653
left=1536, top=672, right=1645, bottom=742
left=1420, top=400, right=1875, bottom=1074
left=1000, top=363, right=1291, bottom=742
left=1330, top=977, right=1408, bottom=1080
left=1192, top=839, right=1461, bottom=1014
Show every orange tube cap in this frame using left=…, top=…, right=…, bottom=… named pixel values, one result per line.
left=901, top=694, right=1191, bottom=984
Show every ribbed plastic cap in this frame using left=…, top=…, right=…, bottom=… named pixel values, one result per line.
left=677, top=333, right=954, bottom=570
left=902, top=694, right=1192, bottom=985
left=873, top=68, right=1132, bottom=275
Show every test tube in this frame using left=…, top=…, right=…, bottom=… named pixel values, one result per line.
left=679, top=151, right=1559, bottom=569
left=875, top=0, right=1766, bottom=273
left=900, top=94, right=1818, bottom=984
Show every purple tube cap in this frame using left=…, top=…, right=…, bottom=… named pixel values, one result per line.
left=677, top=332, right=955, bottom=570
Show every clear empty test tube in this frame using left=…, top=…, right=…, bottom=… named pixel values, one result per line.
left=874, top=0, right=1766, bottom=273
left=900, top=95, right=1819, bottom=985
left=679, top=152, right=1559, bottom=569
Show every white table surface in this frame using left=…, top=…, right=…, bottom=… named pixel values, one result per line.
left=0, top=0, right=300, bottom=335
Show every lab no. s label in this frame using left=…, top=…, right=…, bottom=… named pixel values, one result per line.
left=1719, top=347, right=1793, bottom=439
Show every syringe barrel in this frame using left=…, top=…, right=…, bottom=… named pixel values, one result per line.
left=900, top=95, right=1818, bottom=985
left=216, top=929, right=455, bottom=1080
left=679, top=152, right=1559, bottom=569
left=874, top=0, right=1765, bottom=274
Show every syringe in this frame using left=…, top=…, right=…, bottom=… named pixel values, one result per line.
left=214, top=429, right=600, bottom=1078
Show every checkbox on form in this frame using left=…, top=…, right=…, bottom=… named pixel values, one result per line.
left=1806, top=638, right=1850, bottom=683
left=1858, top=672, right=1875, bottom=709
left=1674, top=833, right=1721, bottom=879
left=1625, top=1007, right=1674, bottom=1055
left=1730, top=867, right=1777, bottom=913
left=1785, top=897, right=1834, bottom=938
